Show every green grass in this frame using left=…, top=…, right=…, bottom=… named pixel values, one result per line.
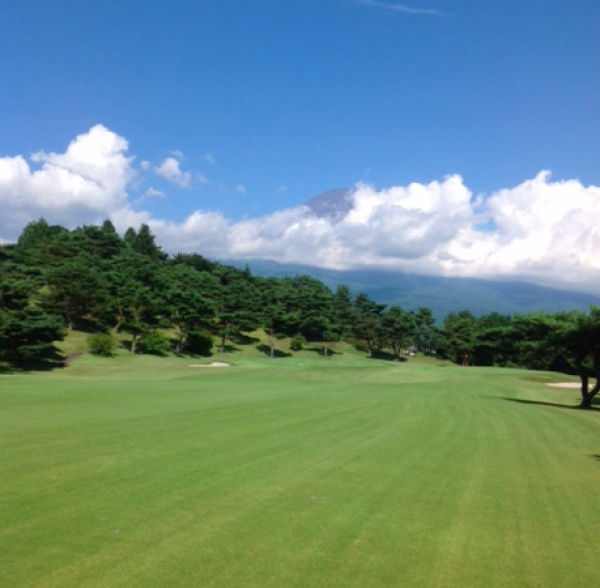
left=2, top=354, right=600, bottom=588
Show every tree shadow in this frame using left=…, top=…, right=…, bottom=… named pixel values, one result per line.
left=497, top=397, right=600, bottom=412
left=256, top=344, right=292, bottom=358
left=71, top=318, right=103, bottom=333
left=304, top=345, right=342, bottom=357
left=371, top=349, right=408, bottom=362
left=4, top=345, right=68, bottom=372
left=233, top=333, right=260, bottom=345
left=221, top=344, right=241, bottom=353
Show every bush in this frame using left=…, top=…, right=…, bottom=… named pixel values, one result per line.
left=185, top=331, right=213, bottom=356
left=88, top=333, right=117, bottom=357
left=289, top=334, right=306, bottom=351
left=138, top=331, right=171, bottom=356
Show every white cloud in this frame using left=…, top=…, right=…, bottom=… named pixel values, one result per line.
left=358, top=0, right=446, bottom=17
left=141, top=187, right=166, bottom=200
left=156, top=173, right=598, bottom=294
left=0, top=124, right=134, bottom=240
left=1, top=125, right=598, bottom=295
left=235, top=184, right=247, bottom=195
left=204, top=153, right=215, bottom=165
left=154, top=157, right=193, bottom=188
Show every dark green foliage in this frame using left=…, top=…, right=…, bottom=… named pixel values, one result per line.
left=379, top=305, right=416, bottom=360
left=550, top=307, right=600, bottom=408
left=0, top=268, right=65, bottom=366
left=352, top=292, right=386, bottom=357
left=185, top=331, right=213, bottom=356
left=289, top=334, right=306, bottom=351
left=138, top=331, right=171, bottom=356
left=171, top=252, right=215, bottom=273
left=333, top=284, right=354, bottom=338
left=124, top=227, right=137, bottom=245
left=87, top=333, right=117, bottom=357
left=3, top=218, right=598, bottom=379
left=212, top=266, right=262, bottom=352
left=129, top=223, right=167, bottom=261
left=44, top=259, right=107, bottom=329
left=165, top=265, right=217, bottom=352
left=414, top=307, right=436, bottom=354
left=69, top=225, right=124, bottom=261
left=437, top=310, right=477, bottom=364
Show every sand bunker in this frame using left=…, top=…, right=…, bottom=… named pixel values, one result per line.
left=189, top=362, right=230, bottom=368
left=546, top=382, right=587, bottom=389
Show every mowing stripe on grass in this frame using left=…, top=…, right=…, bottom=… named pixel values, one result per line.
left=2, top=361, right=600, bottom=587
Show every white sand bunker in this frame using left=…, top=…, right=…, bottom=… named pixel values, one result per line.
left=189, top=362, right=230, bottom=368
left=546, top=382, right=584, bottom=389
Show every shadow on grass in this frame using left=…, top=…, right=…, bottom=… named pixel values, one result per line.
left=304, top=345, right=342, bottom=357
left=233, top=333, right=261, bottom=345
left=497, top=397, right=600, bottom=412
left=70, top=318, right=102, bottom=333
left=256, top=344, right=292, bottom=358
left=217, top=344, right=241, bottom=353
left=0, top=345, right=69, bottom=373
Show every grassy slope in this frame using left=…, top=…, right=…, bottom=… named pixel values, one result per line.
left=1, top=351, right=599, bottom=588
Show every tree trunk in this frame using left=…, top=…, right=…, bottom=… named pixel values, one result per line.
left=268, top=331, right=275, bottom=358
left=580, top=351, right=600, bottom=409
left=174, top=332, right=183, bottom=354
left=113, top=311, right=124, bottom=335
left=576, top=355, right=589, bottom=402
left=131, top=334, right=138, bottom=354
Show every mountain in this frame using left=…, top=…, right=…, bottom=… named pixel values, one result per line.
left=233, top=259, right=599, bottom=320
left=304, top=188, right=354, bottom=219
left=228, top=188, right=599, bottom=319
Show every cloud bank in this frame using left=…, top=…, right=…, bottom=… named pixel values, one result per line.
left=0, top=125, right=598, bottom=294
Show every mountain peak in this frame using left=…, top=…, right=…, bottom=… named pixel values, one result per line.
left=304, top=188, right=354, bottom=220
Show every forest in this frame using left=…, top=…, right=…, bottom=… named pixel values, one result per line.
left=1, top=219, right=599, bottom=406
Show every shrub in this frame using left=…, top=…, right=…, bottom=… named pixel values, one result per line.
left=185, top=331, right=213, bottom=356
left=290, top=334, right=306, bottom=351
left=138, top=331, right=171, bottom=356
left=87, top=333, right=117, bottom=357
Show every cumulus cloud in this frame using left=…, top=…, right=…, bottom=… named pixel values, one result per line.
left=155, top=173, right=598, bottom=294
left=140, top=187, right=166, bottom=201
left=154, top=157, right=193, bottom=188
left=0, top=124, right=135, bottom=239
left=1, top=125, right=598, bottom=295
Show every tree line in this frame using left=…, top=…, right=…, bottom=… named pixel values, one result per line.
left=1, top=219, right=598, bottom=406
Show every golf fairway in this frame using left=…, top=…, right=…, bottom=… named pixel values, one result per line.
left=2, top=356, right=600, bottom=587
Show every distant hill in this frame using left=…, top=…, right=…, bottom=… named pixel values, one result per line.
left=228, top=187, right=599, bottom=319
left=230, top=259, right=599, bottom=320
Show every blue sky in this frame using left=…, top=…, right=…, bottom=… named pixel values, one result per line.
left=1, top=1, right=599, bottom=292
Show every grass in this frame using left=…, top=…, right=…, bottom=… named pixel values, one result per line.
left=1, top=349, right=600, bottom=587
